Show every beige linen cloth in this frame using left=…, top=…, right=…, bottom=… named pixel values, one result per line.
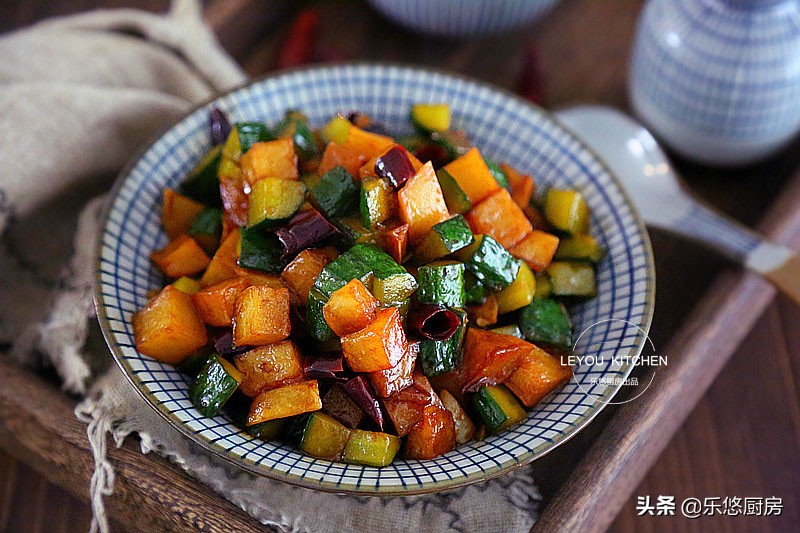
left=0, top=2, right=542, bottom=531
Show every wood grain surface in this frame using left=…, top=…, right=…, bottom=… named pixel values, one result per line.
left=1, top=0, right=799, bottom=532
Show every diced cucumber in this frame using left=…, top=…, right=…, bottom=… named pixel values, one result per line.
left=332, top=216, right=383, bottom=246
left=456, top=235, right=521, bottom=290
left=418, top=308, right=467, bottom=376
left=179, top=146, right=222, bottom=207
left=311, top=166, right=359, bottom=219
left=415, top=214, right=474, bottom=262
left=496, top=263, right=536, bottom=314
left=177, top=350, right=211, bottom=377
left=435, top=169, right=471, bottom=214
left=472, top=385, right=527, bottom=434
left=320, top=115, right=351, bottom=145
left=416, top=260, right=465, bottom=308
left=285, top=412, right=351, bottom=459
left=238, top=227, right=284, bottom=274
left=247, top=419, right=285, bottom=441
left=359, top=176, right=395, bottom=229
left=247, top=178, right=306, bottom=227
left=189, top=354, right=242, bottom=417
left=275, top=110, right=318, bottom=161
left=464, top=272, right=488, bottom=305
left=554, top=234, right=605, bottom=263
left=306, top=287, right=334, bottom=342
left=342, top=429, right=401, bottom=467
left=188, top=207, right=222, bottom=239
left=410, top=103, right=451, bottom=134
left=350, top=244, right=418, bottom=305
left=518, top=298, right=573, bottom=352
left=313, top=250, right=372, bottom=298
left=236, top=122, right=274, bottom=154
left=543, top=189, right=590, bottom=235
left=547, top=261, right=597, bottom=299
left=484, top=157, right=510, bottom=190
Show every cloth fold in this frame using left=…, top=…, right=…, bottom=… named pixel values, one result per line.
left=0, top=2, right=542, bottom=532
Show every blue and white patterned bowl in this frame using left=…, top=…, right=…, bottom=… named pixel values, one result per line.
left=630, top=0, right=800, bottom=165
left=366, top=0, right=560, bottom=38
left=95, top=64, right=655, bottom=495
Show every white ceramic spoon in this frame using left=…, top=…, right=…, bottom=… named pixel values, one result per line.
left=554, top=105, right=800, bottom=305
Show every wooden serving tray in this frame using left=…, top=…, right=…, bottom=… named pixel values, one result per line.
left=2, top=1, right=800, bottom=531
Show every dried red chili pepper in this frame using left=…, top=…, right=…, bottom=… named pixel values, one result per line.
left=408, top=305, right=461, bottom=341
left=274, top=8, right=319, bottom=70
left=518, top=43, right=545, bottom=105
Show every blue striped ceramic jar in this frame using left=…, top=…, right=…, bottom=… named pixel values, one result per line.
left=629, top=0, right=800, bottom=165
left=366, top=0, right=559, bottom=38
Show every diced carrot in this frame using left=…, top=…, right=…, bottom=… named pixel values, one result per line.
left=133, top=285, right=207, bottom=365
left=510, top=230, right=560, bottom=272
left=281, top=247, right=339, bottom=306
left=318, top=142, right=368, bottom=177
left=359, top=155, right=379, bottom=180
left=247, top=380, right=322, bottom=425
left=442, top=147, right=500, bottom=204
left=369, top=341, right=418, bottom=397
left=404, top=405, right=456, bottom=460
left=192, top=277, right=250, bottom=327
left=523, top=205, right=549, bottom=231
left=234, top=341, right=304, bottom=397
left=150, top=235, right=211, bottom=278
left=429, top=370, right=467, bottom=406
left=397, top=162, right=451, bottom=242
left=232, top=285, right=291, bottom=346
left=235, top=268, right=286, bottom=288
left=382, top=384, right=429, bottom=437
left=239, top=139, right=298, bottom=185
left=162, top=189, right=205, bottom=239
left=411, top=373, right=444, bottom=408
left=460, top=328, right=535, bottom=392
left=467, top=293, right=499, bottom=327
left=323, top=279, right=379, bottom=337
left=466, top=188, right=532, bottom=250
left=341, top=307, right=407, bottom=372
left=381, top=223, right=409, bottom=264
left=505, top=345, right=573, bottom=407
left=500, top=162, right=536, bottom=209
left=200, top=228, right=240, bottom=287
left=345, top=124, right=395, bottom=160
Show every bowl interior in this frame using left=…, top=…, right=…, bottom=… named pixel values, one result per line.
left=96, top=64, right=654, bottom=494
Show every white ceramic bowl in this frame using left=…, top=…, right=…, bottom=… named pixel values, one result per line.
left=96, top=64, right=655, bottom=495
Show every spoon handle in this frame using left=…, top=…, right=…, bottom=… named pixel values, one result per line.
left=669, top=201, right=800, bottom=304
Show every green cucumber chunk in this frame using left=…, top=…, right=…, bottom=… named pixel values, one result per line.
left=306, top=287, right=335, bottom=342
left=312, top=166, right=359, bottom=218
left=415, top=214, right=474, bottom=262
left=464, top=272, right=488, bottom=305
left=236, top=122, right=274, bottom=154
left=554, top=235, right=605, bottom=263
left=457, top=235, right=521, bottom=289
left=275, top=110, right=318, bottom=161
left=547, top=261, right=597, bottom=299
left=436, top=169, right=471, bottom=214
left=342, top=429, right=401, bottom=467
left=238, top=227, right=284, bottom=274
left=518, top=298, right=573, bottom=352
left=247, top=178, right=306, bottom=227
left=416, top=260, right=466, bottom=308
left=359, top=176, right=395, bottom=229
left=484, top=157, right=510, bottom=190
left=189, top=354, right=240, bottom=417
left=472, top=385, right=527, bottom=434
left=179, top=146, right=222, bottom=207
left=286, top=412, right=351, bottom=459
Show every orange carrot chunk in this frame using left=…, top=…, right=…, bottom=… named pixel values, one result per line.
left=510, top=230, right=560, bottom=272
left=323, top=279, right=379, bottom=337
left=505, top=345, right=573, bottom=407
left=150, top=235, right=211, bottom=278
left=341, top=307, right=407, bottom=372
left=404, top=404, right=457, bottom=460
left=200, top=228, right=240, bottom=287
left=318, top=142, right=368, bottom=178
left=192, top=277, right=250, bottom=327
left=232, top=285, right=291, bottom=346
left=162, top=188, right=205, bottom=240
left=466, top=188, right=533, bottom=250
left=234, top=341, right=304, bottom=397
left=239, top=139, right=298, bottom=185
left=133, top=285, right=207, bottom=365
left=281, top=247, right=339, bottom=306
left=500, top=162, right=536, bottom=209
left=442, top=147, right=500, bottom=205
left=247, top=380, right=322, bottom=425
left=369, top=341, right=418, bottom=397
left=397, top=161, right=451, bottom=242
left=460, top=328, right=536, bottom=392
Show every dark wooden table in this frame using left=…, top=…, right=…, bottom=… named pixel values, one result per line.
left=2, top=1, right=799, bottom=532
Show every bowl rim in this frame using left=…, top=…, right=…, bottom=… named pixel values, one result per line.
left=94, top=62, right=656, bottom=496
